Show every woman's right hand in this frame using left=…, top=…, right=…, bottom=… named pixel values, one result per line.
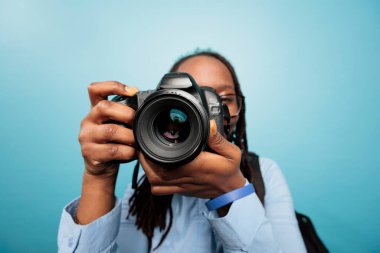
left=79, top=81, right=139, bottom=178
left=76, top=81, right=138, bottom=225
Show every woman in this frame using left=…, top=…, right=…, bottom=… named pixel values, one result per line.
left=58, top=50, right=307, bottom=252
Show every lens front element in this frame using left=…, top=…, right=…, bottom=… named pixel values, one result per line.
left=156, top=108, right=190, bottom=144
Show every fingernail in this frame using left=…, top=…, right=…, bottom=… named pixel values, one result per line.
left=210, top=119, right=217, bottom=136
left=124, top=86, right=139, bottom=96
left=131, top=86, right=139, bottom=94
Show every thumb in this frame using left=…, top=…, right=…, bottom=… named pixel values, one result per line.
left=207, top=119, right=234, bottom=158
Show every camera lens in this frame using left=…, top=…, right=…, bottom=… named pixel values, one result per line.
left=156, top=108, right=190, bottom=144
left=133, top=90, right=209, bottom=165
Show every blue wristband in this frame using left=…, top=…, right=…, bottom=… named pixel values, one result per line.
left=205, top=183, right=255, bottom=211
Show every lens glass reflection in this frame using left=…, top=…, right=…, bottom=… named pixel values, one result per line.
left=155, top=108, right=190, bottom=144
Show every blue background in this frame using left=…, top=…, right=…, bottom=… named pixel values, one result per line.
left=0, top=1, right=379, bottom=252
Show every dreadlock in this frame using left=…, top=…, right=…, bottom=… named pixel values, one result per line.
left=127, top=49, right=253, bottom=251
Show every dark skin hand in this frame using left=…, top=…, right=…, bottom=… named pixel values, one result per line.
left=139, top=119, right=245, bottom=216
left=76, top=81, right=139, bottom=224
left=76, top=55, right=246, bottom=224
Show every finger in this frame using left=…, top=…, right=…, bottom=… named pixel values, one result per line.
left=174, top=152, right=208, bottom=175
left=174, top=152, right=232, bottom=183
left=82, top=143, right=136, bottom=163
left=150, top=184, right=216, bottom=197
left=150, top=175, right=195, bottom=186
left=138, top=152, right=194, bottom=184
left=151, top=185, right=186, bottom=196
left=87, top=81, right=139, bottom=107
left=89, top=123, right=135, bottom=146
left=207, top=119, right=241, bottom=160
left=88, top=100, right=136, bottom=125
left=138, top=152, right=161, bottom=182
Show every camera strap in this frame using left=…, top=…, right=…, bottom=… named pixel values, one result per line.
left=222, top=104, right=231, bottom=139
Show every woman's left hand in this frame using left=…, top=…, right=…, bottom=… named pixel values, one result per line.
left=138, top=120, right=246, bottom=199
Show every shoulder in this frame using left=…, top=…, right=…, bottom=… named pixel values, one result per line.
left=247, top=152, right=284, bottom=179
left=258, top=157, right=284, bottom=181
left=257, top=157, right=294, bottom=206
left=248, top=153, right=288, bottom=188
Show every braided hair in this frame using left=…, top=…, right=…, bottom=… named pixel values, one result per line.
left=127, top=49, right=253, bottom=251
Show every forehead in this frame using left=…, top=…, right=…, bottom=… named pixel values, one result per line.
left=176, top=55, right=235, bottom=93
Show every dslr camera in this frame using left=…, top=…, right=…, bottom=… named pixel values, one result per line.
left=112, top=72, right=230, bottom=166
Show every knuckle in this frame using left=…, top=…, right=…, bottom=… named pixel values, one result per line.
left=80, top=118, right=87, bottom=129
left=81, top=143, right=91, bottom=157
left=103, top=124, right=118, bottom=140
left=78, top=121, right=91, bottom=143
left=110, top=81, right=123, bottom=91
left=88, top=82, right=98, bottom=92
left=214, top=133, right=225, bottom=146
left=109, top=145, right=119, bottom=157
left=78, top=130, right=86, bottom=143
left=96, top=100, right=112, bottom=112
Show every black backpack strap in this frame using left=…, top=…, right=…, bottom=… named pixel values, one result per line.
left=247, top=152, right=329, bottom=253
left=247, top=152, right=265, bottom=205
left=296, top=212, right=329, bottom=253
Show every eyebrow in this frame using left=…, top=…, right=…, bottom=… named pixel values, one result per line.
left=216, top=84, right=235, bottom=92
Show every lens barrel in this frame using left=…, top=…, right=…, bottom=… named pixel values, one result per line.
left=133, top=89, right=209, bottom=166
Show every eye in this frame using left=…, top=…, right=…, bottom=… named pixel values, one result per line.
left=220, top=95, right=235, bottom=104
left=221, top=97, right=233, bottom=103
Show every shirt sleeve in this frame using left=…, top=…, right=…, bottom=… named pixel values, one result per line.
left=57, top=197, right=122, bottom=253
left=203, top=158, right=307, bottom=253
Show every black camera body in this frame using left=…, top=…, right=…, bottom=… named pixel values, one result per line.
left=112, top=72, right=229, bottom=166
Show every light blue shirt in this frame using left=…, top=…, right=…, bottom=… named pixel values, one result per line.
left=57, top=157, right=307, bottom=253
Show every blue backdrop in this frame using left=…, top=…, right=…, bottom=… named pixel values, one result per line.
left=0, top=1, right=379, bottom=252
